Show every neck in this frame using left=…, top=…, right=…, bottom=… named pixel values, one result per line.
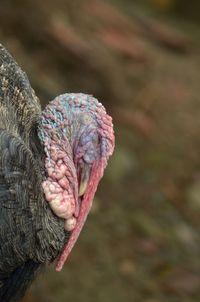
left=30, top=130, right=68, bottom=263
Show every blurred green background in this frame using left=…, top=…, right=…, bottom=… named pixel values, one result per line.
left=0, top=0, right=200, bottom=301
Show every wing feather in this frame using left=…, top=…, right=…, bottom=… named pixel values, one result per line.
left=0, top=44, right=66, bottom=301
left=0, top=44, right=41, bottom=140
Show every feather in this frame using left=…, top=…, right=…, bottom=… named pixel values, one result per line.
left=0, top=45, right=65, bottom=301
left=0, top=44, right=115, bottom=301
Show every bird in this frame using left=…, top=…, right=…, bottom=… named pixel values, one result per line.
left=0, top=44, right=115, bottom=302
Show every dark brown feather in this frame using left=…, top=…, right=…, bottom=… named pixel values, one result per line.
left=0, top=44, right=66, bottom=301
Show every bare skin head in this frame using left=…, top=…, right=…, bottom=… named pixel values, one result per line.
left=38, top=93, right=115, bottom=271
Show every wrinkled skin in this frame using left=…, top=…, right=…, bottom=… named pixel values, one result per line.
left=39, top=93, right=115, bottom=271
left=0, top=42, right=114, bottom=302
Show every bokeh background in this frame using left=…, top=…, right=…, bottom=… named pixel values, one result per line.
left=0, top=0, right=200, bottom=301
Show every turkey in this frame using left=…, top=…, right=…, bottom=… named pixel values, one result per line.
left=0, top=44, right=114, bottom=302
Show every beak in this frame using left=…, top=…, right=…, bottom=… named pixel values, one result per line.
left=56, top=159, right=105, bottom=272
left=78, top=165, right=91, bottom=197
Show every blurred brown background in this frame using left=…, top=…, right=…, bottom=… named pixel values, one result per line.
left=0, top=0, right=200, bottom=301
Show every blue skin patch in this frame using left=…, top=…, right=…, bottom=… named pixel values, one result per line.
left=39, top=93, right=110, bottom=166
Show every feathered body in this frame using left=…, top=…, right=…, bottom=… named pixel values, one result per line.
left=0, top=44, right=114, bottom=301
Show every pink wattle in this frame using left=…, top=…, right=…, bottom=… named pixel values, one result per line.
left=42, top=140, right=79, bottom=228
left=55, top=159, right=105, bottom=271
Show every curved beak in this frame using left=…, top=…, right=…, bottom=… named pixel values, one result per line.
left=78, top=164, right=91, bottom=197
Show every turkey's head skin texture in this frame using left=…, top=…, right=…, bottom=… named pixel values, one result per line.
left=38, top=93, right=115, bottom=271
left=0, top=43, right=115, bottom=302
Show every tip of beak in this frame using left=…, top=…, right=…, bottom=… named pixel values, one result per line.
left=78, top=164, right=91, bottom=197
left=78, top=180, right=87, bottom=197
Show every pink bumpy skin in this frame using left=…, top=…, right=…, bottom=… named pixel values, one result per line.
left=42, top=143, right=79, bottom=230
left=38, top=93, right=115, bottom=271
